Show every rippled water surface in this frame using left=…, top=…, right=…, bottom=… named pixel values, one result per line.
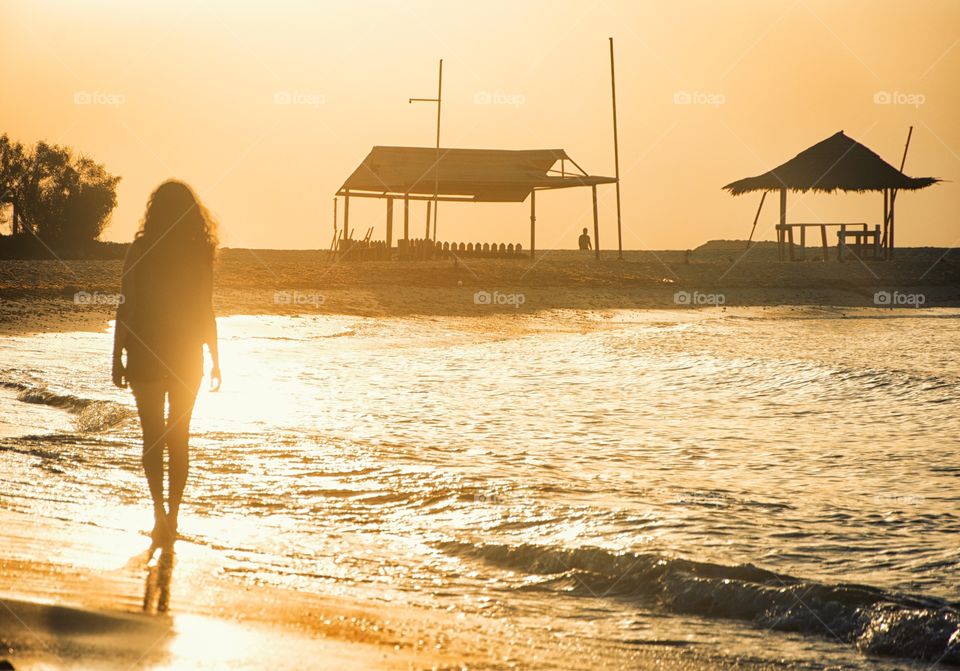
left=2, top=308, right=959, bottom=668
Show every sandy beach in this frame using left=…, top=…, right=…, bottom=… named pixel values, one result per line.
left=2, top=246, right=958, bottom=336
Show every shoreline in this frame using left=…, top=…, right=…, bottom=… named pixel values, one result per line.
left=3, top=289, right=959, bottom=340
left=2, top=289, right=959, bottom=339
left=0, top=509, right=469, bottom=670
left=1, top=248, right=958, bottom=336
left=0, top=509, right=800, bottom=671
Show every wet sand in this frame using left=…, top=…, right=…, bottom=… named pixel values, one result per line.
left=0, top=507, right=808, bottom=670
left=0, top=510, right=465, bottom=670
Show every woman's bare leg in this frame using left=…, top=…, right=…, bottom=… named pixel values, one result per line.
left=132, top=381, right=169, bottom=544
left=166, top=430, right=188, bottom=537
left=165, top=377, right=200, bottom=539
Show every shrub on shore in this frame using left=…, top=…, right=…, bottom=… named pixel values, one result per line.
left=0, top=133, right=121, bottom=257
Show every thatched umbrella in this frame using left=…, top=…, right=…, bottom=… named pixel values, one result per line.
left=723, top=131, right=938, bottom=259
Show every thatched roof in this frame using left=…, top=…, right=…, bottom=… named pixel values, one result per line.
left=339, top=146, right=615, bottom=202
left=723, top=131, right=938, bottom=195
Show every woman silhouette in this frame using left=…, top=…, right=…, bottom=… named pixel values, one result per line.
left=112, top=180, right=221, bottom=548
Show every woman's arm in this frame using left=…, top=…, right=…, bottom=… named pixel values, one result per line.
left=203, top=265, right=221, bottom=391
left=207, top=316, right=221, bottom=391
left=112, top=243, right=139, bottom=388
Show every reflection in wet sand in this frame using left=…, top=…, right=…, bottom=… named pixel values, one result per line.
left=143, top=547, right=174, bottom=614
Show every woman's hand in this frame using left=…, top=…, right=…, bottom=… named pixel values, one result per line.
left=210, top=364, right=222, bottom=392
left=112, top=355, right=128, bottom=389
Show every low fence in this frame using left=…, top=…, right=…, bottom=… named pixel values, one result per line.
left=337, top=238, right=525, bottom=261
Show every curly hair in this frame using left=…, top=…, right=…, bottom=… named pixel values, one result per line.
left=136, top=180, right=218, bottom=264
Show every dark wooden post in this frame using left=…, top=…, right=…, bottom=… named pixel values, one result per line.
left=778, top=188, right=787, bottom=262
left=425, top=200, right=432, bottom=239
left=342, top=192, right=351, bottom=257
left=386, top=197, right=394, bottom=250
left=820, top=225, right=828, bottom=261
left=529, top=189, right=536, bottom=258
left=403, top=197, right=409, bottom=242
left=592, top=184, right=600, bottom=260
left=889, top=193, right=895, bottom=258
left=882, top=189, right=889, bottom=259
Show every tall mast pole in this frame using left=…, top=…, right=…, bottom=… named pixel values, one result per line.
left=434, top=59, right=442, bottom=241
left=409, top=59, right=443, bottom=242
left=609, top=37, right=623, bottom=260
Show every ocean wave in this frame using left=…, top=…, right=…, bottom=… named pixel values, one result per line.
left=1, top=380, right=131, bottom=432
left=439, top=541, right=960, bottom=666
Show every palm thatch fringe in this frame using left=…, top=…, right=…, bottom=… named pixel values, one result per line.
left=723, top=131, right=938, bottom=195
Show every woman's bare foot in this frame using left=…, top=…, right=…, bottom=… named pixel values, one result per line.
left=166, top=512, right=179, bottom=544
left=150, top=510, right=172, bottom=548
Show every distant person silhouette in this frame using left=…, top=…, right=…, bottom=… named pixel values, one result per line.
left=578, top=227, right=592, bottom=251
left=112, top=180, right=221, bottom=549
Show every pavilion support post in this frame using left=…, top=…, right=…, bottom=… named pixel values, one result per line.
left=403, top=197, right=410, bottom=242
left=820, top=225, right=828, bottom=261
left=882, top=189, right=889, bottom=259
left=425, top=200, right=432, bottom=239
left=386, top=197, right=394, bottom=250
left=529, top=190, right=536, bottom=259
left=778, top=188, right=787, bottom=263
left=889, top=193, right=895, bottom=259
left=343, top=192, right=351, bottom=257
left=330, top=198, right=338, bottom=252
left=592, top=184, right=600, bottom=260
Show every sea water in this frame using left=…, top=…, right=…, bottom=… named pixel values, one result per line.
left=1, top=308, right=958, bottom=669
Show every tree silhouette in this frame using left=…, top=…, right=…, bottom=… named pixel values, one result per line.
left=0, top=133, right=120, bottom=245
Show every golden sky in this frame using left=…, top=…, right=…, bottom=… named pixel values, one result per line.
left=2, top=0, right=958, bottom=250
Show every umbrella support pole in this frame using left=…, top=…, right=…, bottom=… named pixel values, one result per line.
left=529, top=190, right=536, bottom=259
left=778, top=189, right=787, bottom=262
left=592, top=185, right=600, bottom=260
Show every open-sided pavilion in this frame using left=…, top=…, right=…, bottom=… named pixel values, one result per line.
left=336, top=146, right=618, bottom=258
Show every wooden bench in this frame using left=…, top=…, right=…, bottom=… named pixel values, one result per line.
left=837, top=225, right=881, bottom=262
left=776, top=223, right=878, bottom=262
